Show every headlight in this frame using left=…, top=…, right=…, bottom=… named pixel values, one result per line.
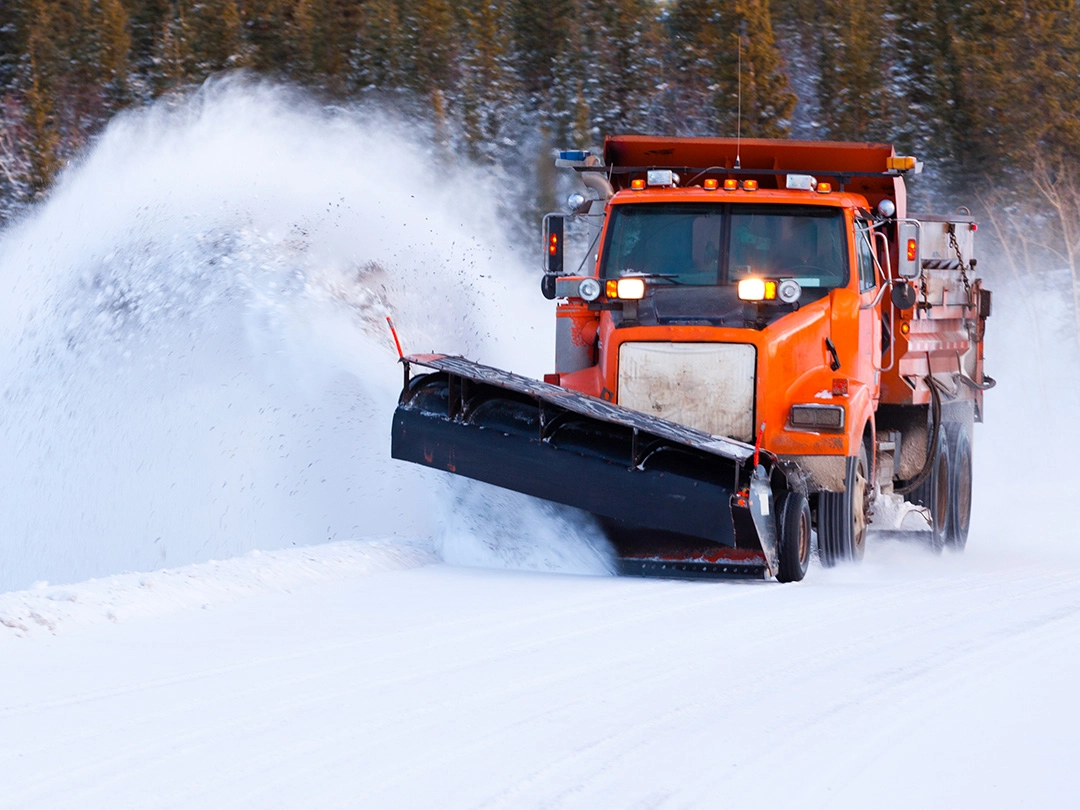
left=738, top=278, right=778, bottom=301
left=778, top=279, right=802, bottom=303
left=577, top=277, right=601, bottom=301
left=609, top=278, right=639, bottom=300
left=790, top=404, right=845, bottom=430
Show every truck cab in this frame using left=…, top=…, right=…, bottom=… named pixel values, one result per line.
left=543, top=136, right=989, bottom=565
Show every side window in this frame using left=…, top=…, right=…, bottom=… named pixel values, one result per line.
left=856, top=223, right=877, bottom=291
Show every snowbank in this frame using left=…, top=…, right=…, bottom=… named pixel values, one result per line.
left=0, top=537, right=437, bottom=640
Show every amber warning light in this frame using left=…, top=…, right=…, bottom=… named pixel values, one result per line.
left=546, top=215, right=564, bottom=274
left=907, top=238, right=917, bottom=262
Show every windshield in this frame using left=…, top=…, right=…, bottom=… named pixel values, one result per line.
left=601, top=203, right=848, bottom=288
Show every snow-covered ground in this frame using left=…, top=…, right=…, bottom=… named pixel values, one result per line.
left=2, top=83, right=1079, bottom=808
left=3, top=538, right=1079, bottom=809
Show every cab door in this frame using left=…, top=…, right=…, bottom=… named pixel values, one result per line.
left=855, top=220, right=883, bottom=396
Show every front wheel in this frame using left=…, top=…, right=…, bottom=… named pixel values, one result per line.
left=817, top=445, right=870, bottom=567
left=776, top=492, right=811, bottom=582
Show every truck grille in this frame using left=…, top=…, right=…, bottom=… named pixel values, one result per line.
left=618, top=342, right=757, bottom=441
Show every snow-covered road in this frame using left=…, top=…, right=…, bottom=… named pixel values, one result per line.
left=3, top=538, right=1077, bottom=809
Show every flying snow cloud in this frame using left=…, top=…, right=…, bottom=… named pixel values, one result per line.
left=0, top=78, right=562, bottom=592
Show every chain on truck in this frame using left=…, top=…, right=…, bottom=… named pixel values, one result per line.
left=391, top=136, right=994, bottom=582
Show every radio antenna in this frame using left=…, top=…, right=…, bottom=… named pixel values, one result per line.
left=735, top=29, right=743, bottom=170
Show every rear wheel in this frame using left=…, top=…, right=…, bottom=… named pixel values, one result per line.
left=946, top=422, right=973, bottom=550
left=817, top=444, right=870, bottom=566
left=910, top=426, right=949, bottom=551
left=776, top=492, right=811, bottom=583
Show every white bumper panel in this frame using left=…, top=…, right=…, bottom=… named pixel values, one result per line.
left=618, top=342, right=757, bottom=442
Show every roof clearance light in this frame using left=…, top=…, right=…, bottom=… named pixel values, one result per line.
left=723, top=179, right=738, bottom=191
left=647, top=169, right=678, bottom=187
left=887, top=156, right=918, bottom=172
left=816, top=182, right=832, bottom=194
left=630, top=178, right=646, bottom=190
left=738, top=278, right=767, bottom=301
left=704, top=178, right=719, bottom=190
left=616, top=277, right=646, bottom=300
left=786, top=174, right=816, bottom=191
left=742, top=179, right=759, bottom=191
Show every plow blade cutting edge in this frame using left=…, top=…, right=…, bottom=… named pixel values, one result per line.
left=390, top=355, right=789, bottom=578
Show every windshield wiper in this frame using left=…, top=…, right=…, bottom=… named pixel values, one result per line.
left=618, top=272, right=687, bottom=285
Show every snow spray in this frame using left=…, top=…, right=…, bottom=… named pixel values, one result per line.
left=0, top=79, right=611, bottom=592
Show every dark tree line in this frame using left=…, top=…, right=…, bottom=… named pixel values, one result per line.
left=2, top=0, right=1080, bottom=223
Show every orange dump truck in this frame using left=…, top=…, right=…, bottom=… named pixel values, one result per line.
left=391, top=136, right=993, bottom=581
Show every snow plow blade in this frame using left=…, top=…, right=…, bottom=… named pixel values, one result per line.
left=391, top=355, right=788, bottom=578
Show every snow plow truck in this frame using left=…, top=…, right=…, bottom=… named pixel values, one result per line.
left=391, top=136, right=993, bottom=582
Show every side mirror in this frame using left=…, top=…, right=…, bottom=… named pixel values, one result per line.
left=896, top=221, right=920, bottom=278
left=540, top=273, right=557, bottom=300
left=891, top=280, right=917, bottom=310
left=545, top=215, right=564, bottom=274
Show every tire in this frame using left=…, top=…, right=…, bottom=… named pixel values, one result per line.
left=776, top=492, right=811, bottom=583
left=945, top=422, right=973, bottom=550
left=817, top=444, right=870, bottom=566
left=909, top=425, right=949, bottom=551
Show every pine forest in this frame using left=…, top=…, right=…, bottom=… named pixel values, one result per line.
left=2, top=0, right=1080, bottom=283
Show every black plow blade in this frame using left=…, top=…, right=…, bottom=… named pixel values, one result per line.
left=390, top=354, right=783, bottom=577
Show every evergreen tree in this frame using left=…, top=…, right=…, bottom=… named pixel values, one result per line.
left=403, top=0, right=456, bottom=97
left=738, top=0, right=795, bottom=137
left=456, top=0, right=518, bottom=160
left=153, top=1, right=196, bottom=93
left=20, top=0, right=62, bottom=195
left=949, top=1, right=1080, bottom=169
left=511, top=0, right=573, bottom=110
left=308, top=0, right=364, bottom=92
left=816, top=0, right=895, bottom=142
left=669, top=0, right=794, bottom=137
left=593, top=0, right=667, bottom=135
left=243, top=0, right=289, bottom=75
left=185, top=0, right=246, bottom=76
left=96, top=0, right=133, bottom=108
left=284, top=0, right=317, bottom=83
left=354, top=0, right=405, bottom=91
